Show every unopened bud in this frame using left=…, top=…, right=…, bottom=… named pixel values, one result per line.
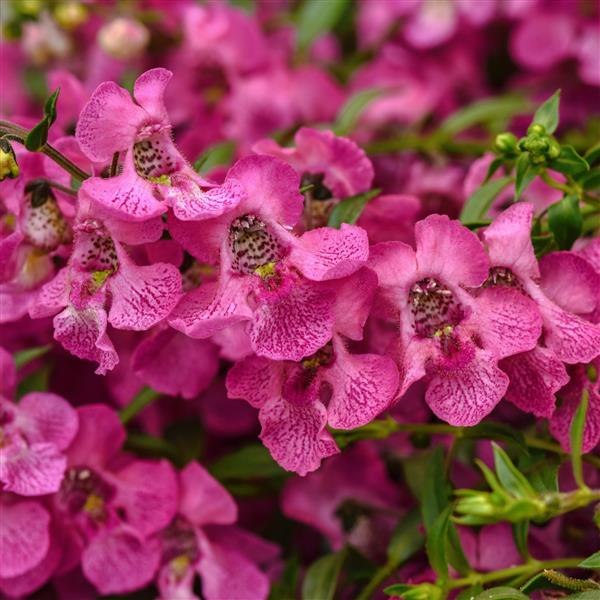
left=494, top=132, right=518, bottom=155
left=53, top=2, right=88, bottom=30
left=98, top=18, right=149, bottom=61
left=404, top=584, right=443, bottom=600
left=0, top=139, right=19, bottom=180
left=528, top=123, right=546, bottom=136
left=547, top=139, right=561, bottom=160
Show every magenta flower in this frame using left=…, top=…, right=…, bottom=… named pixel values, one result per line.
left=55, top=404, right=178, bottom=595
left=227, top=268, right=399, bottom=474
left=253, top=127, right=374, bottom=228
left=76, top=68, right=244, bottom=222
left=156, top=461, right=279, bottom=600
left=0, top=495, right=62, bottom=598
left=370, top=214, right=542, bottom=425
left=281, top=443, right=408, bottom=554
left=30, top=209, right=181, bottom=374
left=482, top=203, right=600, bottom=417
left=0, top=347, right=78, bottom=496
left=169, top=155, right=369, bottom=362
left=1, top=150, right=73, bottom=323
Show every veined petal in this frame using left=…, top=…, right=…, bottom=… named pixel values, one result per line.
left=226, top=354, right=284, bottom=408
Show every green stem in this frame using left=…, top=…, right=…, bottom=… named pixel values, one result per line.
left=355, top=559, right=399, bottom=600
left=540, top=170, right=575, bottom=195
left=364, top=133, right=488, bottom=157
left=447, top=558, right=587, bottom=591
left=29, top=177, right=78, bottom=197
left=0, top=119, right=91, bottom=181
left=119, top=387, right=161, bottom=424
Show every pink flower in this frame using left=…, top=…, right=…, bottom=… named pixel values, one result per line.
left=458, top=523, right=521, bottom=572
left=281, top=443, right=408, bottom=554
left=155, top=462, right=279, bottom=600
left=482, top=203, right=600, bottom=417
left=55, top=404, right=178, bottom=595
left=76, top=68, right=244, bottom=222
left=227, top=268, right=399, bottom=475
left=370, top=214, right=542, bottom=425
left=169, top=155, right=369, bottom=362
left=253, top=127, right=374, bottom=228
left=1, top=150, right=73, bottom=323
left=0, top=495, right=62, bottom=598
left=0, top=347, right=78, bottom=496
left=30, top=209, right=181, bottom=374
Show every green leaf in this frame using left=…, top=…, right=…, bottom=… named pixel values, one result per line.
left=462, top=422, right=528, bottom=455
left=485, top=157, right=505, bottom=182
left=570, top=389, right=589, bottom=489
left=518, top=451, right=559, bottom=494
left=460, top=175, right=512, bottom=223
left=193, top=141, right=236, bottom=174
left=512, top=521, right=529, bottom=560
left=426, top=506, right=452, bottom=580
left=301, top=548, right=346, bottom=600
left=16, top=364, right=51, bottom=398
left=421, top=446, right=450, bottom=530
left=333, top=88, right=381, bottom=135
left=533, top=89, right=561, bottom=134
left=119, top=387, right=161, bottom=424
left=25, top=88, right=60, bottom=151
left=387, top=508, right=424, bottom=564
left=124, top=432, right=179, bottom=461
left=43, top=88, right=60, bottom=126
left=13, top=345, right=50, bottom=369
left=548, top=145, right=590, bottom=176
left=327, top=188, right=380, bottom=228
left=383, top=584, right=413, bottom=596
left=584, top=142, right=600, bottom=166
left=531, top=233, right=556, bottom=258
left=580, top=168, right=600, bottom=191
left=456, top=584, right=483, bottom=600
left=579, top=551, right=600, bottom=569
left=475, top=586, right=529, bottom=600
left=492, top=443, right=536, bottom=498
left=296, top=0, right=348, bottom=52
left=440, top=96, right=532, bottom=137
left=515, top=153, right=538, bottom=199
left=447, top=523, right=471, bottom=576
left=210, top=444, right=286, bottom=480
left=164, top=419, right=204, bottom=466
left=269, top=555, right=300, bottom=600
left=548, top=195, right=582, bottom=250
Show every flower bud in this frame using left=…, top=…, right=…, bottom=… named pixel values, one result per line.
left=547, top=139, right=561, bottom=160
left=528, top=123, right=546, bottom=136
left=98, top=18, right=150, bottom=61
left=403, top=584, right=443, bottom=600
left=0, top=139, right=19, bottom=180
left=53, top=2, right=88, bottom=30
left=494, top=132, right=518, bottom=155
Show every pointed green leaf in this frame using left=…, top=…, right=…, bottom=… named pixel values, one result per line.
left=13, top=345, right=50, bottom=369
left=210, top=444, right=286, bottom=480
left=584, top=142, right=600, bottom=166
left=383, top=584, right=414, bottom=596
left=570, top=389, right=590, bottom=489
left=387, top=508, right=424, bottom=564
left=512, top=521, right=529, bottom=560
left=462, top=422, right=528, bottom=454
left=426, top=506, right=452, bottom=580
left=460, top=175, right=512, bottom=223
left=193, top=141, right=236, bottom=174
left=25, top=88, right=60, bottom=151
left=531, top=233, right=556, bottom=257
left=301, top=548, right=346, bottom=600
left=515, top=152, right=538, bottom=199
left=492, top=443, right=536, bottom=498
left=533, top=90, right=561, bottom=134
left=327, top=188, right=380, bottom=228
left=549, top=145, right=590, bottom=176
left=43, top=87, right=60, bottom=126
left=485, top=157, right=506, bottom=182
left=421, top=446, right=450, bottom=530
left=548, top=195, right=582, bottom=250
left=119, top=387, right=161, bottom=424
left=334, top=88, right=382, bottom=135
left=579, top=551, right=600, bottom=569
left=296, top=0, right=348, bottom=52
left=475, top=587, right=529, bottom=600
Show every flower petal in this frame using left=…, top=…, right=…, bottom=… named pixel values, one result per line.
left=415, top=214, right=489, bottom=286
left=501, top=347, right=569, bottom=418
left=82, top=527, right=161, bottom=595
left=76, top=81, right=145, bottom=162
left=259, top=397, right=339, bottom=475
left=324, top=336, right=399, bottom=429
left=133, top=67, right=172, bottom=122
left=226, top=354, right=284, bottom=408
left=179, top=461, right=237, bottom=526
left=426, top=348, right=508, bottom=426
left=108, top=244, right=181, bottom=331
left=289, top=224, right=369, bottom=281
left=249, top=279, right=335, bottom=361
left=0, top=500, right=50, bottom=578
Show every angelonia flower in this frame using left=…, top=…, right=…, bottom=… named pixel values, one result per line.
left=2, top=3, right=600, bottom=597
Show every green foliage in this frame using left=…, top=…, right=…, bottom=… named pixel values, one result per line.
left=579, top=551, right=600, bottom=569
left=25, top=88, right=60, bottom=151
left=193, top=141, right=236, bottom=174
left=474, top=587, right=529, bottom=600
left=387, top=509, right=424, bottom=565
left=296, top=0, right=348, bottom=52
left=301, top=548, right=346, bottom=600
left=13, top=345, right=50, bottom=369
left=119, top=387, right=161, bottom=424
left=327, top=188, right=380, bottom=228
left=514, top=152, right=538, bottom=198
left=548, top=145, right=590, bottom=176
left=532, top=90, right=561, bottom=134
left=548, top=195, right=582, bottom=249
left=334, top=88, right=382, bottom=135
left=209, top=444, right=286, bottom=480
left=492, top=443, right=536, bottom=499
left=460, top=176, right=512, bottom=223
left=426, top=506, right=452, bottom=580
left=570, top=390, right=590, bottom=489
